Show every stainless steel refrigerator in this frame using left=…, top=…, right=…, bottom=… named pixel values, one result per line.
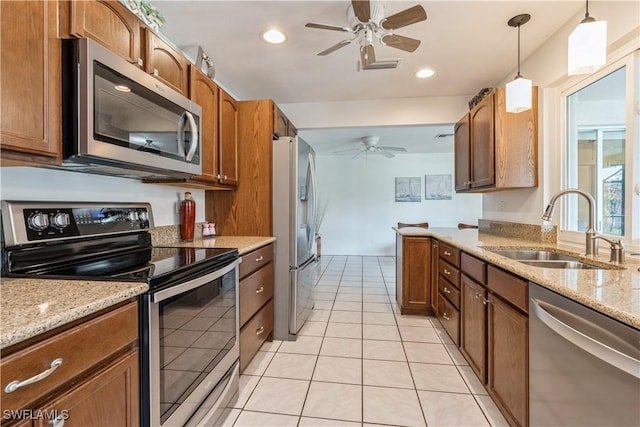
left=273, top=136, right=318, bottom=340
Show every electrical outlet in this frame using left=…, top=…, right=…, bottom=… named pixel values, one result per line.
left=499, top=201, right=505, bottom=212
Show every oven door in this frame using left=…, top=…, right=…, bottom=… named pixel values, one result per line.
left=142, top=259, right=239, bottom=427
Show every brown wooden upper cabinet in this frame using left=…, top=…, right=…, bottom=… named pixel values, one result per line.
left=68, top=0, right=142, bottom=66
left=67, top=0, right=189, bottom=96
left=145, top=29, right=189, bottom=96
left=218, top=88, right=239, bottom=186
left=1, top=0, right=61, bottom=166
left=454, top=87, right=538, bottom=192
left=273, top=106, right=297, bottom=138
left=189, top=66, right=220, bottom=184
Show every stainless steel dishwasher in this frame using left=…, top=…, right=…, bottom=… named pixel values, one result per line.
left=529, top=283, right=640, bottom=427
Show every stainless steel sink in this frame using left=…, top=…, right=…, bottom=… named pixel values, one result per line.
left=488, top=249, right=602, bottom=269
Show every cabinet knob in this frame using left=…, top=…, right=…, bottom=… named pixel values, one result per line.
left=443, top=269, right=451, bottom=276
left=49, top=414, right=66, bottom=426
left=483, top=298, right=491, bottom=305
left=443, top=287, right=451, bottom=294
left=153, top=68, right=159, bottom=76
left=475, top=292, right=482, bottom=299
left=442, top=313, right=450, bottom=321
left=137, top=57, right=144, bottom=67
left=255, top=286, right=264, bottom=294
left=5, top=358, right=63, bottom=393
left=216, top=174, right=221, bottom=179
left=256, top=326, right=265, bottom=336
left=444, top=251, right=452, bottom=256
left=224, top=175, right=228, bottom=180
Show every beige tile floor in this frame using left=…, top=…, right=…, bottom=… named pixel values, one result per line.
left=222, top=255, right=509, bottom=427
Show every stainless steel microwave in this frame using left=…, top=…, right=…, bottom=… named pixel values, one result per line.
left=61, top=38, right=202, bottom=179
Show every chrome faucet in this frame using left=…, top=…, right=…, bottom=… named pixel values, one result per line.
left=542, top=189, right=598, bottom=256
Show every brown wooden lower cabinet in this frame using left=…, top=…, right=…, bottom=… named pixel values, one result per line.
left=395, top=234, right=434, bottom=315
left=460, top=274, right=487, bottom=383
left=239, top=302, right=273, bottom=371
left=437, top=293, right=459, bottom=345
left=488, top=294, right=528, bottom=427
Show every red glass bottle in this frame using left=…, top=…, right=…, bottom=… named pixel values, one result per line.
left=180, top=192, right=196, bottom=241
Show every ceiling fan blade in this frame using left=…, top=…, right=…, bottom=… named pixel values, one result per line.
left=360, top=43, right=376, bottom=67
left=352, top=0, right=371, bottom=23
left=381, top=34, right=421, bottom=52
left=317, top=39, right=352, bottom=56
left=378, top=146, right=407, bottom=152
left=333, top=147, right=361, bottom=154
left=305, top=22, right=351, bottom=32
left=352, top=150, right=365, bottom=159
left=381, top=5, right=427, bottom=30
left=378, top=150, right=395, bottom=158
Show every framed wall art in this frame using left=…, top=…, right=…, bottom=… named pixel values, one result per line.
left=395, top=177, right=421, bottom=202
left=425, top=174, right=452, bottom=200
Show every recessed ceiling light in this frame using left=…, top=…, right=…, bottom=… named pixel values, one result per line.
left=114, top=84, right=131, bottom=93
left=261, top=29, right=287, bottom=44
left=415, top=68, right=435, bottom=79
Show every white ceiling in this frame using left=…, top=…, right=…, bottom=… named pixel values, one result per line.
left=155, top=1, right=585, bottom=154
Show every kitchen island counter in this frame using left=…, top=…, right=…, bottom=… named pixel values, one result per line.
left=0, top=279, right=147, bottom=350
left=395, top=227, right=640, bottom=329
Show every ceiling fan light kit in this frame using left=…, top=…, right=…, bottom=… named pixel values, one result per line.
left=505, top=14, right=533, bottom=114
left=568, top=0, right=607, bottom=75
left=305, top=0, right=427, bottom=69
left=415, top=68, right=435, bottom=79
left=261, top=29, right=287, bottom=44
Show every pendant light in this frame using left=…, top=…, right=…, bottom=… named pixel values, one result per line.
left=505, top=14, right=532, bottom=114
left=568, top=0, right=607, bottom=75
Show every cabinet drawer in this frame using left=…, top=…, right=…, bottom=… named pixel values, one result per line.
left=438, top=259, right=460, bottom=287
left=239, top=262, right=274, bottom=327
left=461, top=252, right=486, bottom=285
left=239, top=244, right=274, bottom=279
left=437, top=293, right=459, bottom=345
left=439, top=242, right=460, bottom=266
left=438, top=275, right=460, bottom=309
left=1, top=302, right=138, bottom=411
left=240, top=301, right=273, bottom=372
left=487, top=265, right=528, bottom=313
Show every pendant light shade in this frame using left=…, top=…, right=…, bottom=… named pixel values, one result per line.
left=505, top=14, right=532, bottom=114
left=568, top=1, right=607, bottom=75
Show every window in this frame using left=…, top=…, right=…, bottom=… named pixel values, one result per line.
left=562, top=51, right=639, bottom=250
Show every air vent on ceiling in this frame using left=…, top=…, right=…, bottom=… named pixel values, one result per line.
left=435, top=133, right=454, bottom=139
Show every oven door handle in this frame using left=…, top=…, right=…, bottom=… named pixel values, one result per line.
left=152, top=259, right=240, bottom=303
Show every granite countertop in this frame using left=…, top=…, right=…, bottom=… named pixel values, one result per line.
left=0, top=279, right=148, bottom=350
left=395, top=227, right=640, bottom=329
left=163, top=236, right=276, bottom=255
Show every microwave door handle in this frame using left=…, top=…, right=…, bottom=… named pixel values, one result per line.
left=184, top=111, right=198, bottom=161
left=177, top=111, right=188, bottom=158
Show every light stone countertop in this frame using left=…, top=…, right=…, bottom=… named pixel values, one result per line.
left=0, top=279, right=148, bottom=350
left=395, top=227, right=640, bottom=329
left=161, top=236, right=276, bottom=255
left=0, top=235, right=274, bottom=350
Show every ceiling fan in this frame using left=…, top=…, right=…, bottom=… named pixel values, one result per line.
left=305, top=0, right=427, bottom=67
left=334, top=136, right=408, bottom=158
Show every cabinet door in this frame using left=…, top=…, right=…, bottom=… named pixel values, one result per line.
left=401, top=237, right=432, bottom=312
left=454, top=113, right=471, bottom=191
left=145, top=29, right=189, bottom=96
left=189, top=66, right=219, bottom=183
left=488, top=296, right=528, bottom=427
left=218, top=89, right=239, bottom=186
left=1, top=0, right=60, bottom=164
left=470, top=93, right=495, bottom=188
left=34, top=351, right=139, bottom=427
left=273, top=105, right=288, bottom=138
left=70, top=0, right=141, bottom=66
left=461, top=275, right=487, bottom=382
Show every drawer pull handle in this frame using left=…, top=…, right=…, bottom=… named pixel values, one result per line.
left=443, top=287, right=451, bottom=294
left=49, top=415, right=66, bottom=426
left=256, top=286, right=264, bottom=294
left=255, top=256, right=264, bottom=262
left=483, top=298, right=491, bottom=306
left=442, top=313, right=450, bottom=321
left=5, top=358, right=63, bottom=393
left=444, top=251, right=452, bottom=256
left=136, top=57, right=144, bottom=67
left=153, top=68, right=159, bottom=76
left=256, top=326, right=265, bottom=336
left=443, top=269, right=451, bottom=276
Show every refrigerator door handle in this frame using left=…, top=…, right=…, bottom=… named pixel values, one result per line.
left=308, top=152, right=319, bottom=252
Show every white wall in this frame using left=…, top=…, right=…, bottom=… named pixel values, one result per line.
left=0, top=167, right=205, bottom=226
left=316, top=152, right=482, bottom=256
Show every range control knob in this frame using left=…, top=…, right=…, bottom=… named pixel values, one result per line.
left=126, top=210, right=139, bottom=222
left=138, top=210, right=149, bottom=222
left=52, top=213, right=70, bottom=229
left=28, top=212, right=49, bottom=231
